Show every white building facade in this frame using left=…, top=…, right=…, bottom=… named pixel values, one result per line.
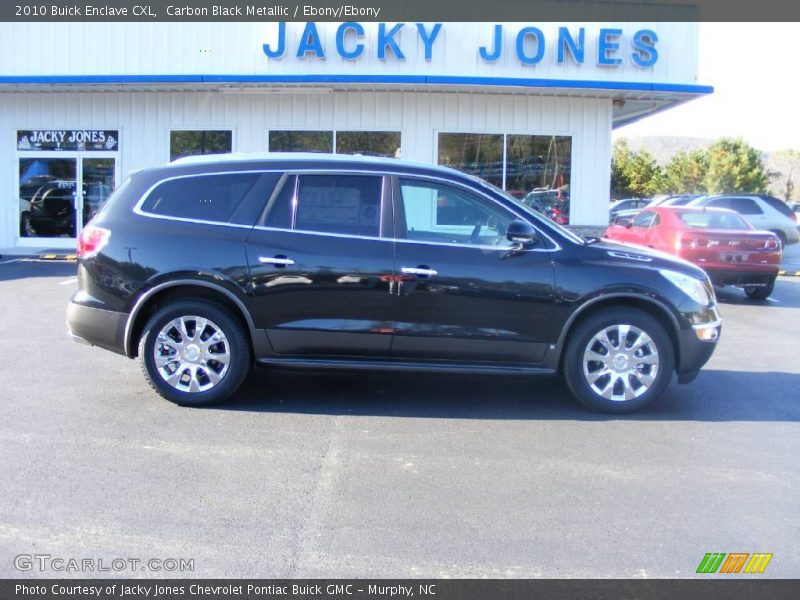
left=0, top=21, right=709, bottom=249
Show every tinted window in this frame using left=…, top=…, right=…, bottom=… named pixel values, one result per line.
left=398, top=179, right=516, bottom=247
left=141, top=173, right=260, bottom=222
left=730, top=197, right=763, bottom=215
left=632, top=211, right=656, bottom=228
left=294, top=175, right=382, bottom=237
left=707, top=198, right=731, bottom=210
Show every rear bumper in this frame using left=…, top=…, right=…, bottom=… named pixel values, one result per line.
left=66, top=301, right=129, bottom=357
left=704, top=269, right=778, bottom=287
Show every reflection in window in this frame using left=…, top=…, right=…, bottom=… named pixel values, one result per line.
left=18, top=158, right=77, bottom=238
left=269, top=131, right=333, bottom=153
left=437, top=133, right=572, bottom=201
left=336, top=131, right=401, bottom=158
left=170, top=131, right=232, bottom=161
left=437, top=134, right=503, bottom=188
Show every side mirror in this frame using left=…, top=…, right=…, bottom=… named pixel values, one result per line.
left=506, top=219, right=539, bottom=246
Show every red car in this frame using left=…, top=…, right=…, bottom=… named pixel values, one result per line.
left=604, top=206, right=781, bottom=299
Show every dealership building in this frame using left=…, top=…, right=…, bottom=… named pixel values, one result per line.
left=0, top=21, right=710, bottom=250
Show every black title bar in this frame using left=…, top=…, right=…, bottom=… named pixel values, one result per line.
left=4, top=579, right=800, bottom=600
left=3, top=0, right=800, bottom=22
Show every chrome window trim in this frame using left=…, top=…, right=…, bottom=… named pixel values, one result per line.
left=132, top=167, right=561, bottom=252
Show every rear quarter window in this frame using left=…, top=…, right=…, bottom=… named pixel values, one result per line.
left=140, top=173, right=262, bottom=223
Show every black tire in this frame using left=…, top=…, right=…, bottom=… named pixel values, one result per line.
left=744, top=276, right=776, bottom=300
left=138, top=299, right=251, bottom=406
left=563, top=308, right=675, bottom=413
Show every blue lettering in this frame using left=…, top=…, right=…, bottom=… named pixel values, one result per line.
left=416, top=23, right=442, bottom=61
left=557, top=27, right=584, bottom=64
left=479, top=24, right=502, bottom=62
left=378, top=23, right=405, bottom=60
left=632, top=29, right=658, bottom=67
left=516, top=27, right=545, bottom=65
left=598, top=28, right=622, bottom=65
left=263, top=21, right=285, bottom=58
left=296, top=22, right=325, bottom=59
left=336, top=22, right=364, bottom=60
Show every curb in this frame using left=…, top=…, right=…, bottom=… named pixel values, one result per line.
left=37, top=254, right=77, bottom=262
left=778, top=270, right=800, bottom=277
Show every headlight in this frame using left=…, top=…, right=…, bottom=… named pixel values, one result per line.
left=659, top=269, right=710, bottom=306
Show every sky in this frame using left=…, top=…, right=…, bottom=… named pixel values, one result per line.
left=614, top=23, right=799, bottom=152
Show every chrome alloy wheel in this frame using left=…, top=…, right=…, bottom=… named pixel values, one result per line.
left=582, top=324, right=659, bottom=402
left=153, top=316, right=231, bottom=393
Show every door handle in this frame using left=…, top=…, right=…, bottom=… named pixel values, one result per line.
left=259, top=255, right=295, bottom=266
left=401, top=266, right=438, bottom=277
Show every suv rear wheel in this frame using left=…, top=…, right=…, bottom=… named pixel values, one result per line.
left=563, top=308, right=675, bottom=413
left=138, top=299, right=251, bottom=406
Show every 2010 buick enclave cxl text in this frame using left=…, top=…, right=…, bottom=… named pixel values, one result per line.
left=67, top=154, right=722, bottom=413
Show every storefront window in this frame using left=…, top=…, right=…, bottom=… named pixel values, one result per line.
left=437, top=133, right=572, bottom=200
left=269, top=130, right=400, bottom=157
left=269, top=131, right=333, bottom=153
left=506, top=135, right=571, bottom=199
left=437, top=133, right=504, bottom=188
left=170, top=130, right=232, bottom=161
left=336, top=131, right=401, bottom=158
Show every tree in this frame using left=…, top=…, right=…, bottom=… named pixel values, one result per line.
left=611, top=139, right=663, bottom=198
left=662, top=149, right=707, bottom=194
left=702, top=138, right=768, bottom=194
left=767, top=149, right=800, bottom=202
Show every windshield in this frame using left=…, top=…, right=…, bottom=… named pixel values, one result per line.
left=470, top=176, right=585, bottom=245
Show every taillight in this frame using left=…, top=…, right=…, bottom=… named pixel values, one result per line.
left=764, top=237, right=780, bottom=251
left=680, top=233, right=709, bottom=249
left=77, top=225, right=110, bottom=258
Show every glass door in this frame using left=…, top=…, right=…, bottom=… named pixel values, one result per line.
left=17, top=156, right=116, bottom=240
left=18, top=157, right=78, bottom=239
left=81, top=158, right=116, bottom=227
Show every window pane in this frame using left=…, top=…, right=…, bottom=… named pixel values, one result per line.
left=632, top=211, right=656, bottom=228
left=731, top=198, right=763, bottom=215
left=295, top=175, right=382, bottom=237
left=399, top=179, right=515, bottom=247
left=19, top=158, right=77, bottom=238
left=437, top=133, right=503, bottom=188
left=336, top=131, right=401, bottom=158
left=170, top=131, right=232, bottom=161
left=269, top=131, right=333, bottom=153
left=141, top=173, right=261, bottom=222
left=506, top=135, right=571, bottom=199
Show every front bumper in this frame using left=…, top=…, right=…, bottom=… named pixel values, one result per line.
left=675, top=304, right=721, bottom=381
left=66, top=300, right=129, bottom=356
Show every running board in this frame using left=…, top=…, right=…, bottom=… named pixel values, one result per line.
left=256, top=357, right=554, bottom=375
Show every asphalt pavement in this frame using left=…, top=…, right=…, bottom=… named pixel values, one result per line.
left=0, top=260, right=798, bottom=578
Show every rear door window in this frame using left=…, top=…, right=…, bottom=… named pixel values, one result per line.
left=293, top=174, right=383, bottom=237
left=729, top=197, right=764, bottom=215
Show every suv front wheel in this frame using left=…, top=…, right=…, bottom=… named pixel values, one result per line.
left=563, top=308, right=675, bottom=413
left=138, top=299, right=251, bottom=406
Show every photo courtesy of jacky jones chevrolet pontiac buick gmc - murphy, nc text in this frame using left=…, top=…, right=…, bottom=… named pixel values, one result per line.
left=66, top=154, right=722, bottom=413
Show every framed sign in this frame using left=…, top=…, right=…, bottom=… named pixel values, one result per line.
left=17, top=130, right=119, bottom=152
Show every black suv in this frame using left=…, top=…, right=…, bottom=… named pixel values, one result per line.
left=67, top=154, right=721, bottom=413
